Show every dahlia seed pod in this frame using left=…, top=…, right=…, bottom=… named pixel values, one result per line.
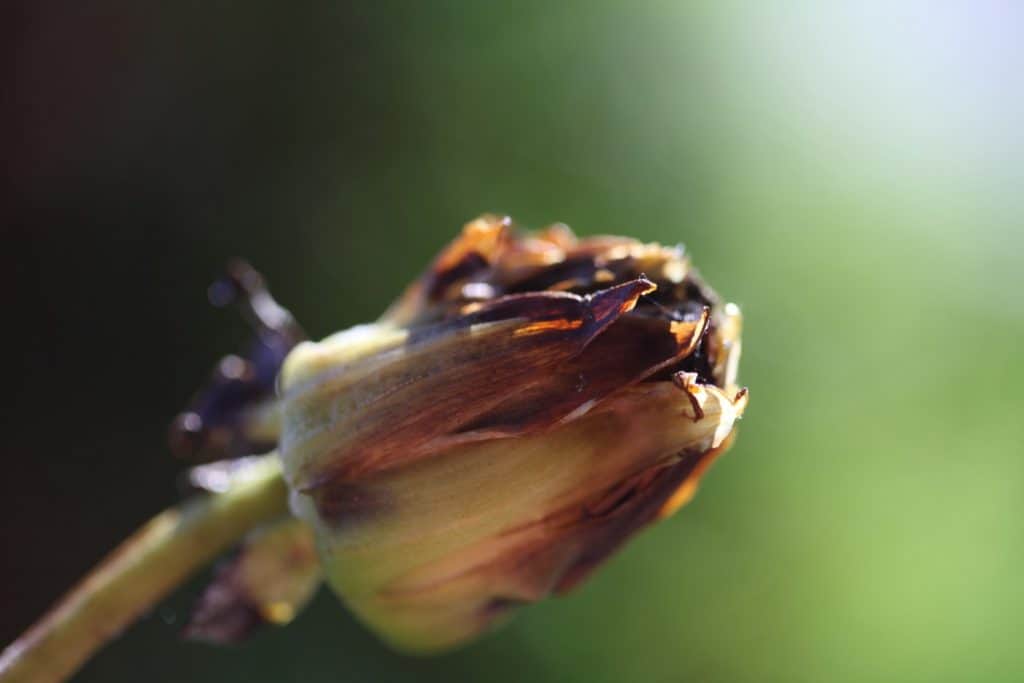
left=278, top=216, right=747, bottom=652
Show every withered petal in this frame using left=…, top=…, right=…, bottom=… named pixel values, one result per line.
left=281, top=279, right=659, bottom=490
left=453, top=309, right=709, bottom=435
left=380, top=215, right=710, bottom=329
left=381, top=215, right=513, bottom=326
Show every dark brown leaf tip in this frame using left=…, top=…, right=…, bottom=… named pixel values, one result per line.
left=584, top=277, right=657, bottom=326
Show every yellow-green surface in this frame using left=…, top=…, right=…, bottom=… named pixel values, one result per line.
left=6, top=2, right=1022, bottom=681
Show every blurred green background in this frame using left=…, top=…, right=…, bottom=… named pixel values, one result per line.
left=5, top=2, right=1023, bottom=681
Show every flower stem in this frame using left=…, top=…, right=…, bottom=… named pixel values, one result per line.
left=0, top=455, right=290, bottom=683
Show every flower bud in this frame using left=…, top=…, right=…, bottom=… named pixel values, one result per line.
left=277, top=216, right=747, bottom=653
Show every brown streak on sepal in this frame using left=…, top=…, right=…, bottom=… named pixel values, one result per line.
left=552, top=447, right=719, bottom=594
left=308, top=484, right=391, bottom=531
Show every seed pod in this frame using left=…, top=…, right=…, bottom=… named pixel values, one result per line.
left=277, top=216, right=747, bottom=653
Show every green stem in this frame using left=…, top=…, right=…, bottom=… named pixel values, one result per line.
left=0, top=455, right=290, bottom=683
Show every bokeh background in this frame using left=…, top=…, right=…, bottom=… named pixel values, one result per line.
left=5, top=2, right=1023, bottom=681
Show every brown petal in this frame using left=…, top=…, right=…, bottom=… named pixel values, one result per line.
left=381, top=215, right=513, bottom=326
left=453, top=309, right=709, bottom=435
left=380, top=216, right=705, bottom=328
left=281, top=279, right=660, bottom=491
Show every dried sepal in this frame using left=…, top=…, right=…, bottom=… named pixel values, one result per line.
left=170, top=261, right=305, bottom=461
left=183, top=518, right=321, bottom=644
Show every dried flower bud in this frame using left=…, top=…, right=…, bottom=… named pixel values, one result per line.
left=0, top=219, right=746, bottom=683
left=275, top=216, right=747, bottom=652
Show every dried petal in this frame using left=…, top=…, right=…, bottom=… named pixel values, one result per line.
left=281, top=279, right=665, bottom=489
left=381, top=216, right=708, bottom=329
